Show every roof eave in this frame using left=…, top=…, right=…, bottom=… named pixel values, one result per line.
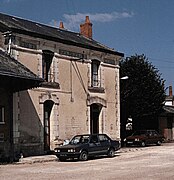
left=11, top=28, right=124, bottom=57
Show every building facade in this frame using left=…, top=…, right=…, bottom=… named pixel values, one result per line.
left=159, top=86, right=174, bottom=141
left=0, top=13, right=124, bottom=157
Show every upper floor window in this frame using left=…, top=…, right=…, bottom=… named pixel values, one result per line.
left=42, top=50, right=54, bottom=82
left=0, top=106, right=5, bottom=124
left=91, top=60, right=100, bottom=87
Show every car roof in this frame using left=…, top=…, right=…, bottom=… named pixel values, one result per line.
left=74, top=134, right=107, bottom=136
left=135, top=130, right=156, bottom=132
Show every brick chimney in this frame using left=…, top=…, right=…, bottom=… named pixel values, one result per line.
left=169, top=85, right=173, bottom=96
left=80, top=16, right=92, bottom=39
left=59, top=21, right=64, bottom=29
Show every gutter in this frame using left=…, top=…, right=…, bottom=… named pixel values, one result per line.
left=0, top=71, right=43, bottom=81
left=11, top=28, right=124, bottom=57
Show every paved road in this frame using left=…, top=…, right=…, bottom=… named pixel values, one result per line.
left=0, top=143, right=174, bottom=180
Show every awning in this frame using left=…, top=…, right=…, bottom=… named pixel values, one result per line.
left=0, top=49, right=43, bottom=92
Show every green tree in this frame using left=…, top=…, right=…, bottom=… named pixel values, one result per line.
left=120, top=54, right=165, bottom=137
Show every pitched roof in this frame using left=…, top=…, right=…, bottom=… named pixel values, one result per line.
left=0, top=49, right=43, bottom=92
left=0, top=12, right=124, bottom=57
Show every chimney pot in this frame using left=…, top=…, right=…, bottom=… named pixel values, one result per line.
left=80, top=16, right=92, bottom=39
left=59, top=21, right=64, bottom=29
left=85, top=16, right=90, bottom=23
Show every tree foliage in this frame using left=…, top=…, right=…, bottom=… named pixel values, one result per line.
left=120, top=54, right=165, bottom=130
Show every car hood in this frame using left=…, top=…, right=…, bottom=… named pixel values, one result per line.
left=126, top=135, right=146, bottom=140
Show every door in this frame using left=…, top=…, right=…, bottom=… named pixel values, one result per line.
left=90, top=104, right=101, bottom=134
left=44, top=100, right=54, bottom=151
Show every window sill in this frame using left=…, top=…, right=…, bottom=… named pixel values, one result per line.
left=88, top=86, right=105, bottom=93
left=41, top=82, right=60, bottom=89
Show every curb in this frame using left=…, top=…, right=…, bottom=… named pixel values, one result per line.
left=118, top=147, right=144, bottom=153
left=16, top=148, right=143, bottom=164
left=16, top=155, right=58, bottom=165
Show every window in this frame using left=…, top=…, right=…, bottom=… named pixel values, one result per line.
left=91, top=60, right=100, bottom=87
left=0, top=106, right=5, bottom=124
left=70, top=136, right=81, bottom=145
left=98, top=134, right=109, bottom=142
left=152, top=131, right=159, bottom=136
left=0, top=133, right=4, bottom=142
left=90, top=135, right=99, bottom=143
left=42, top=50, right=54, bottom=82
left=20, top=41, right=37, bottom=49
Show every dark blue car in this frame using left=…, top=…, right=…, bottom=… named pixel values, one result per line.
left=54, top=134, right=120, bottom=161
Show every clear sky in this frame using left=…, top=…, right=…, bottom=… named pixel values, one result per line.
left=1, top=0, right=174, bottom=92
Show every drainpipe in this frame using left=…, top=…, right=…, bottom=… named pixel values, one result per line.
left=7, top=35, right=12, bottom=54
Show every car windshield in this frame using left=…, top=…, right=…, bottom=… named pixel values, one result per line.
left=69, top=135, right=90, bottom=145
left=132, top=131, right=147, bottom=136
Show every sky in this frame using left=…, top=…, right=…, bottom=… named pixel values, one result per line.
left=1, top=0, right=174, bottom=92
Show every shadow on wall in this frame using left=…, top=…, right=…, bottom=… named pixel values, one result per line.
left=16, top=90, right=44, bottom=158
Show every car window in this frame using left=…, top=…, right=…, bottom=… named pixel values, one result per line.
left=98, top=134, right=109, bottom=142
left=69, top=136, right=81, bottom=145
left=148, top=131, right=153, bottom=136
left=132, top=131, right=146, bottom=136
left=81, top=135, right=90, bottom=143
left=152, top=131, right=159, bottom=136
left=90, top=135, right=99, bottom=143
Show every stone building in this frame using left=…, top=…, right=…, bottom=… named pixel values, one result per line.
left=0, top=13, right=124, bottom=157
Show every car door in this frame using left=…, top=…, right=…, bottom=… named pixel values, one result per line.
left=146, top=131, right=154, bottom=144
left=88, top=135, right=101, bottom=155
left=152, top=130, right=161, bottom=143
left=98, top=134, right=110, bottom=154
left=146, top=130, right=157, bottom=144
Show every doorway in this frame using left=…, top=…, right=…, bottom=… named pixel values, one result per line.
left=43, top=100, right=54, bottom=151
left=90, top=104, right=102, bottom=134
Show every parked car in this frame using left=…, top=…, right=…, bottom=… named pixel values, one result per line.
left=124, top=130, right=164, bottom=147
left=54, top=134, right=120, bottom=161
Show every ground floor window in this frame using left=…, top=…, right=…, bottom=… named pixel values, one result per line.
left=0, top=106, right=5, bottom=124
left=0, top=133, right=4, bottom=142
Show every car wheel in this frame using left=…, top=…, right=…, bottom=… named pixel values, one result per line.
left=79, top=151, right=88, bottom=161
left=141, top=141, right=146, bottom=147
left=59, top=157, right=67, bottom=162
left=156, top=140, right=162, bottom=146
left=108, top=148, right=115, bottom=157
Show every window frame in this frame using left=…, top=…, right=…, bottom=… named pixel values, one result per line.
left=91, top=60, right=100, bottom=87
left=0, top=106, right=5, bottom=124
left=42, top=50, right=54, bottom=82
